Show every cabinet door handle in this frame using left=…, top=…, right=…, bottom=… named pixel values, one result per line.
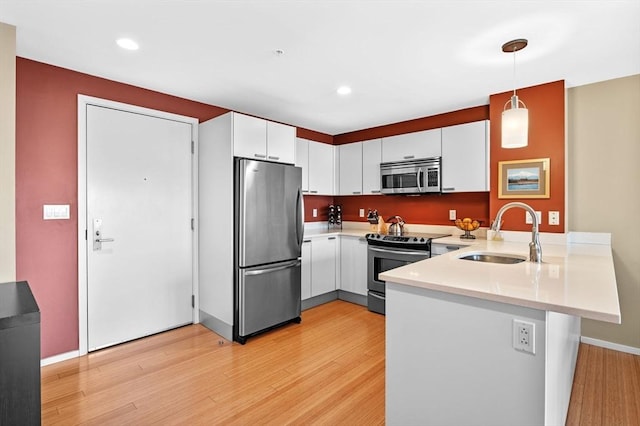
left=370, top=190, right=381, bottom=193
left=328, top=237, right=336, bottom=240
left=310, top=190, right=318, bottom=194
left=352, top=191, right=361, bottom=195
left=303, top=240, right=311, bottom=243
left=254, top=153, right=267, bottom=159
left=403, top=155, right=415, bottom=159
left=268, top=155, right=280, bottom=160
left=442, top=187, right=455, bottom=191
left=302, top=190, right=309, bottom=193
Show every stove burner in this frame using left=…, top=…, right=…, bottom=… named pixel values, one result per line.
left=365, top=232, right=450, bottom=250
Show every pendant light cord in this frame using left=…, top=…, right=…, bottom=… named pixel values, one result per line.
left=512, top=45, right=517, bottom=97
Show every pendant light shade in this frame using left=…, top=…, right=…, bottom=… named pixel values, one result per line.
left=502, top=94, right=528, bottom=148
left=501, top=39, right=529, bottom=149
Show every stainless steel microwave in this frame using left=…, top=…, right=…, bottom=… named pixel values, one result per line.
left=380, top=157, right=441, bottom=194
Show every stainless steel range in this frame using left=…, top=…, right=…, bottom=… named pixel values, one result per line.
left=366, top=232, right=450, bottom=314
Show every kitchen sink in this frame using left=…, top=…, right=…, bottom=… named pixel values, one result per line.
left=458, top=252, right=527, bottom=264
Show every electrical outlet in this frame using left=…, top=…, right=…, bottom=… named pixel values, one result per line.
left=525, top=211, right=542, bottom=225
left=513, top=319, right=535, bottom=354
left=312, top=208, right=317, bottom=218
left=359, top=208, right=365, bottom=218
left=449, top=209, right=456, bottom=220
left=549, top=211, right=560, bottom=225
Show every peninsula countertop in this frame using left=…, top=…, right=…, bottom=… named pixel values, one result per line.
left=380, top=236, right=621, bottom=323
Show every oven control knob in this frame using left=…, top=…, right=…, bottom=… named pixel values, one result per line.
left=376, top=234, right=381, bottom=238
left=420, top=238, right=425, bottom=242
left=413, top=237, right=418, bottom=241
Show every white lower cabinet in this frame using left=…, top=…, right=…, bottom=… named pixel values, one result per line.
left=339, top=236, right=368, bottom=296
left=301, top=239, right=312, bottom=300
left=302, top=235, right=338, bottom=300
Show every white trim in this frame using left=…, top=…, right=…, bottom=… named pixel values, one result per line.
left=41, top=350, right=80, bottom=367
left=581, top=336, right=640, bottom=355
left=77, top=95, right=199, bottom=356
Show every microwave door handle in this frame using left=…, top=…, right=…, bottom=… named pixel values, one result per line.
left=416, top=168, right=422, bottom=192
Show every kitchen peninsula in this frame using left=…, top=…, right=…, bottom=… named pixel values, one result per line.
left=381, top=233, right=620, bottom=426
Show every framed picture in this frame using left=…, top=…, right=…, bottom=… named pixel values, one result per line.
left=498, top=158, right=550, bottom=199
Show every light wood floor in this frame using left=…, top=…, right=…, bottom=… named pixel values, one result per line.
left=567, top=342, right=640, bottom=425
left=41, top=300, right=639, bottom=425
left=41, top=300, right=385, bottom=425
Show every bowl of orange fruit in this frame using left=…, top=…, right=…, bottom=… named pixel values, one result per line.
left=453, top=217, right=481, bottom=239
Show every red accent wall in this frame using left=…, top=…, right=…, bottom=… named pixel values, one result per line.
left=303, top=195, right=335, bottom=222
left=337, top=193, right=490, bottom=225
left=15, top=58, right=225, bottom=358
left=297, top=128, right=333, bottom=144
left=489, top=81, right=565, bottom=232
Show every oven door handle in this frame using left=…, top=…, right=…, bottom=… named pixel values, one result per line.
left=416, top=168, right=423, bottom=193
left=369, top=292, right=385, bottom=300
left=369, top=246, right=429, bottom=256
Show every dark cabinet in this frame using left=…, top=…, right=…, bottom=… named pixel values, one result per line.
left=0, top=281, right=41, bottom=425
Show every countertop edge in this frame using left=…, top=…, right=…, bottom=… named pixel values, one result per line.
left=385, top=277, right=621, bottom=324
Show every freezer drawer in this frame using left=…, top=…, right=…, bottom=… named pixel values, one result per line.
left=237, top=260, right=301, bottom=338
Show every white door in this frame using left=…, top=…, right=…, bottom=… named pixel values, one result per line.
left=86, top=105, right=193, bottom=351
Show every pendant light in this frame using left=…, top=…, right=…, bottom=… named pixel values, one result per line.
left=501, top=38, right=528, bottom=148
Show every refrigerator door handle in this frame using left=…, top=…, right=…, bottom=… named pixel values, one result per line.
left=244, top=260, right=301, bottom=276
left=296, top=188, right=304, bottom=250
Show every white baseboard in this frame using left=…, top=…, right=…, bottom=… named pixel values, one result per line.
left=581, top=336, right=640, bottom=355
left=41, top=350, right=80, bottom=367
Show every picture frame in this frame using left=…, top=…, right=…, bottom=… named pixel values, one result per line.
left=498, top=158, right=550, bottom=199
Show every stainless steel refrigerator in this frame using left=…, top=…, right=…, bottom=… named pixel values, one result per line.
left=234, top=158, right=304, bottom=344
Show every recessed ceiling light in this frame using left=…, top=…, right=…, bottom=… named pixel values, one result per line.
left=116, top=38, right=139, bottom=51
left=337, top=86, right=352, bottom=95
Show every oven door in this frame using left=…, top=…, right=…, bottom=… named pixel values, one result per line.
left=367, top=245, right=430, bottom=294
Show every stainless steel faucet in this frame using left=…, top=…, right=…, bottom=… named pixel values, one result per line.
left=491, top=202, right=542, bottom=263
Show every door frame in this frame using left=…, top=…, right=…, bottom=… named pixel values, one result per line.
left=77, top=95, right=199, bottom=356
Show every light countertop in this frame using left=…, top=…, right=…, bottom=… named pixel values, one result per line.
left=380, top=237, right=621, bottom=323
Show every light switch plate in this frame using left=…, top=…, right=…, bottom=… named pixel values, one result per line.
left=43, top=204, right=70, bottom=220
left=312, top=208, right=318, bottom=218
left=359, top=208, right=365, bottom=217
left=525, top=211, right=542, bottom=225
left=449, top=210, right=456, bottom=220
left=549, top=211, right=560, bottom=225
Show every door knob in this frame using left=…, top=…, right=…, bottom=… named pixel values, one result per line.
left=93, top=219, right=115, bottom=251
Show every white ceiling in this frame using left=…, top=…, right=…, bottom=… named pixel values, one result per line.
left=1, top=1, right=639, bottom=135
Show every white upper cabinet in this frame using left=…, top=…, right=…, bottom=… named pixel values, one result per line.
left=362, top=138, right=382, bottom=194
left=381, top=128, right=441, bottom=163
left=338, top=142, right=363, bottom=195
left=233, top=113, right=267, bottom=159
left=441, top=120, right=489, bottom=192
left=295, top=138, right=309, bottom=193
left=266, top=121, right=296, bottom=164
left=308, top=140, right=334, bottom=195
left=232, top=112, right=295, bottom=164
